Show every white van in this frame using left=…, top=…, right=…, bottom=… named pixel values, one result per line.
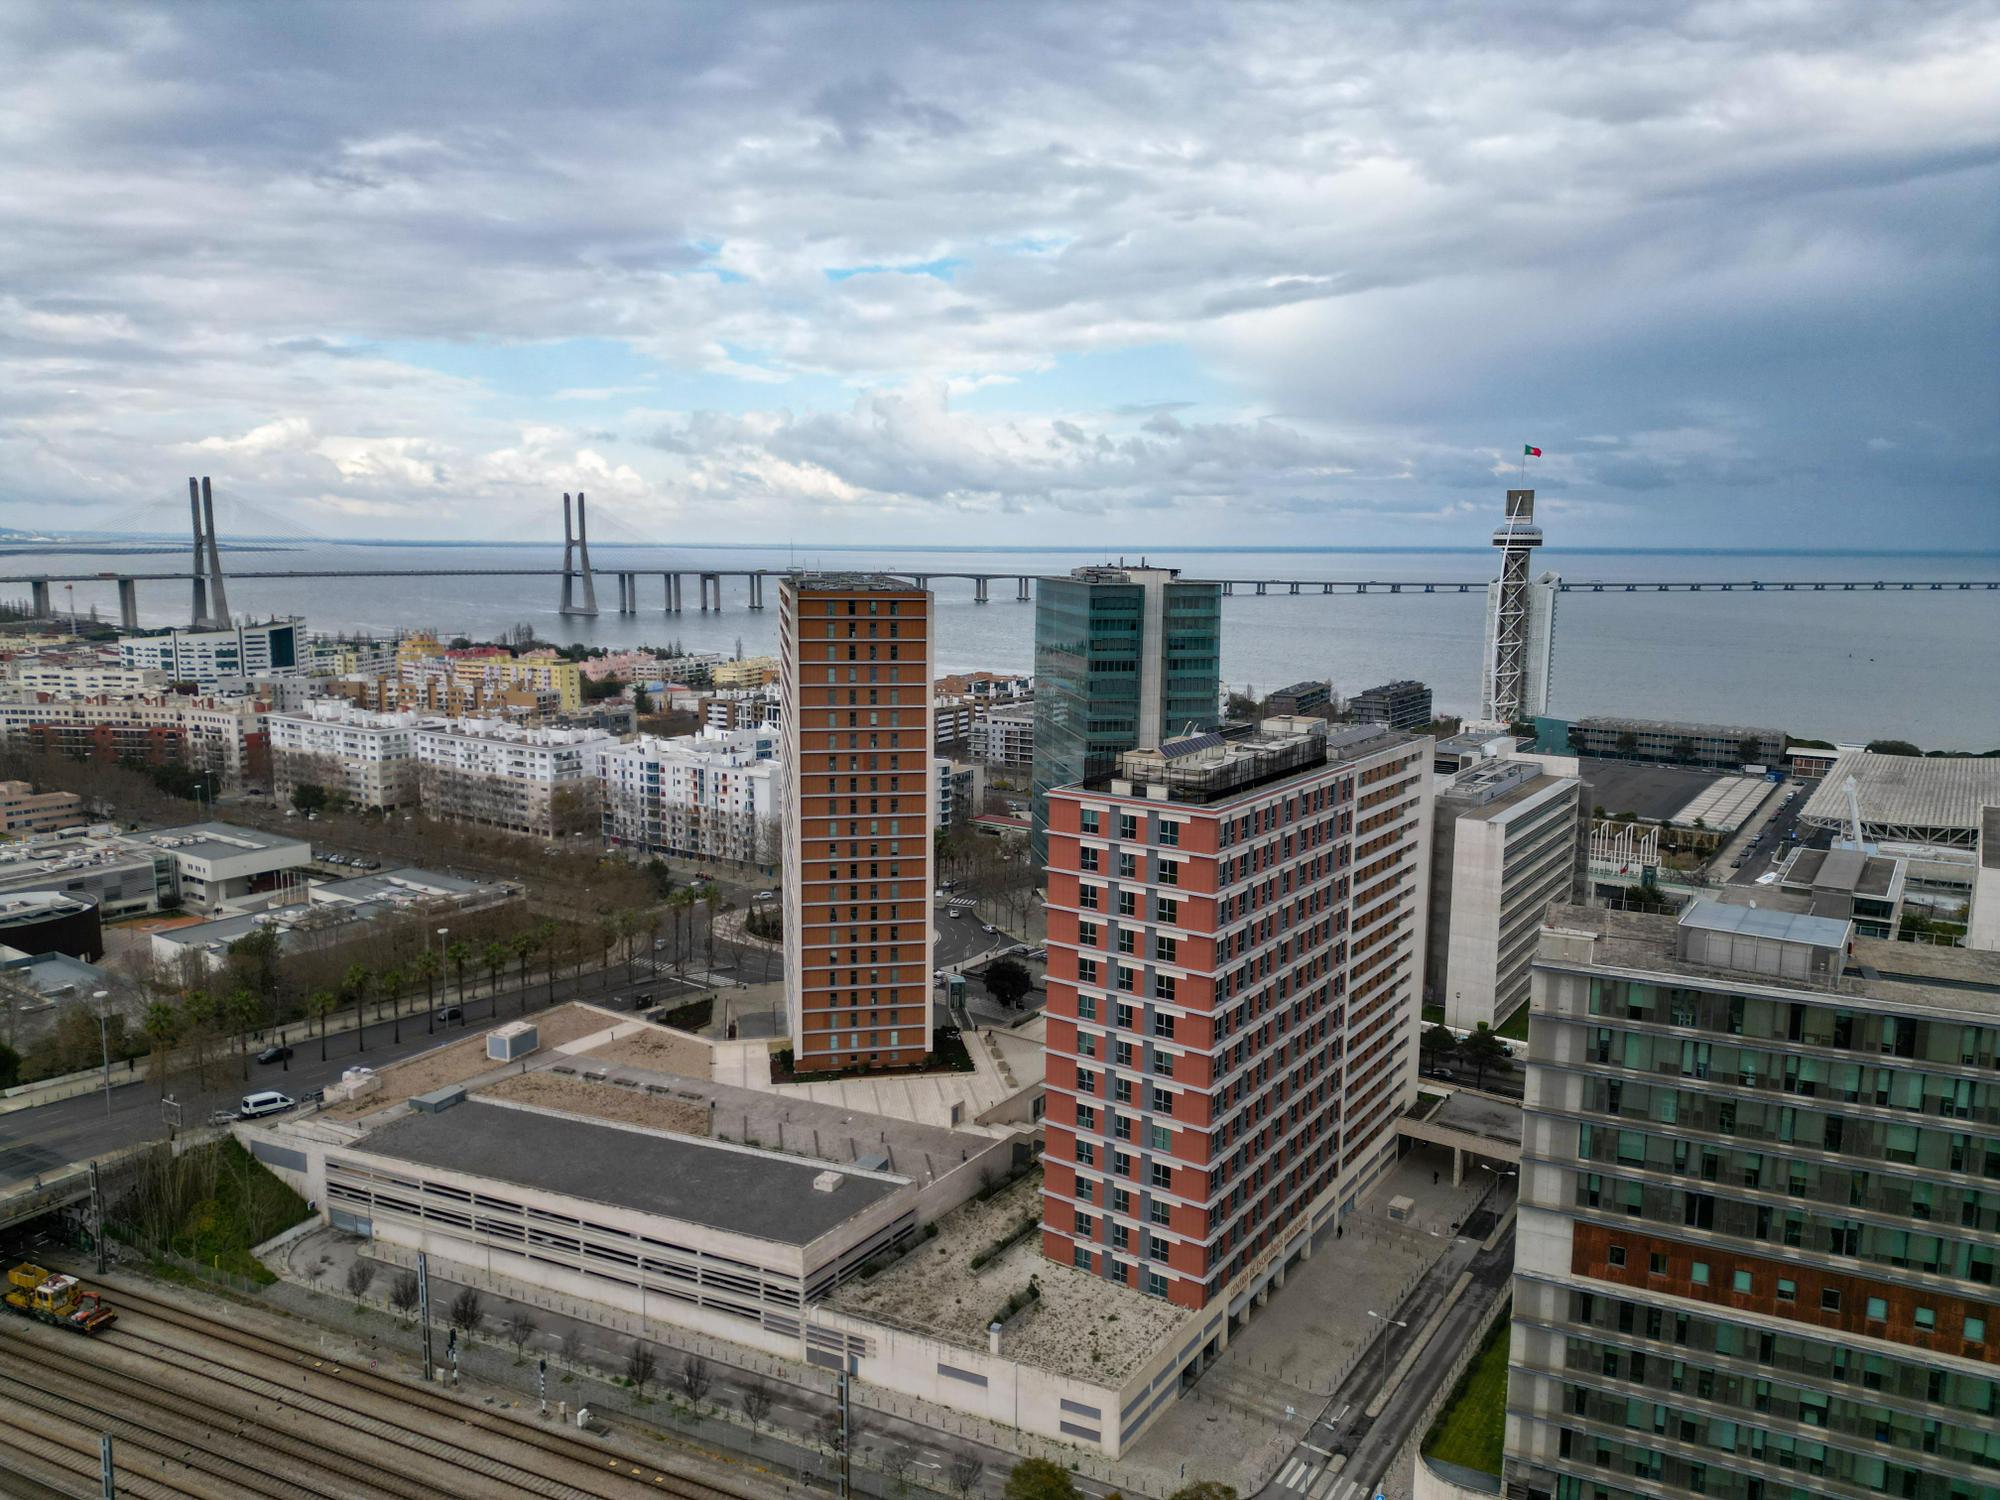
left=237, top=1091, right=295, bottom=1119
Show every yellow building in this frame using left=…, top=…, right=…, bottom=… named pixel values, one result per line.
left=710, top=656, right=779, bottom=690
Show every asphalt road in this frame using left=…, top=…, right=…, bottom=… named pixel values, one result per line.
left=1260, top=1187, right=1518, bottom=1500
left=0, top=964, right=654, bottom=1192
left=1723, top=781, right=1828, bottom=885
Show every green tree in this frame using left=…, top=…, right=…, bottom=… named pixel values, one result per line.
left=1460, top=1023, right=1512, bottom=1090
left=1865, top=739, right=1921, bottom=757
left=446, top=941, right=472, bottom=1003
left=342, top=963, right=371, bottom=1053
left=225, top=986, right=262, bottom=1081
left=1167, top=1485, right=1238, bottom=1500
left=379, top=965, right=407, bottom=1045
left=307, top=989, right=338, bottom=1062
left=141, top=1001, right=180, bottom=1095
left=511, top=930, right=540, bottom=1016
left=632, top=684, right=652, bottom=715
left=983, top=957, right=1033, bottom=1008
left=1003, top=1458, right=1081, bottom=1500
left=290, top=782, right=329, bottom=815
left=482, top=941, right=508, bottom=1006
left=1420, top=1023, right=1457, bottom=1069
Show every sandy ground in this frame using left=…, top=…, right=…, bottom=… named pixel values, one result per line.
left=830, top=1169, right=1187, bottom=1384
left=326, top=1002, right=623, bottom=1116
left=573, top=1024, right=714, bottom=1078
left=482, top=1069, right=710, bottom=1134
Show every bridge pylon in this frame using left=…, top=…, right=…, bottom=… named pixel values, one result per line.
left=558, top=491, right=599, bottom=617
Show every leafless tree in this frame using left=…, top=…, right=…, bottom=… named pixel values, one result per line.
left=739, top=1380, right=773, bottom=1430
left=949, top=1452, right=986, bottom=1498
left=625, top=1341, right=659, bottom=1397
left=559, top=1326, right=584, bottom=1365
left=344, top=1261, right=376, bottom=1301
left=448, top=1287, right=484, bottom=1334
left=505, top=1308, right=539, bottom=1353
left=389, top=1272, right=420, bottom=1318
left=680, top=1352, right=712, bottom=1409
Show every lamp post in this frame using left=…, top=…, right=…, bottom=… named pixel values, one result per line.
left=1366, top=1308, right=1409, bottom=1391
left=93, top=989, right=112, bottom=1117
left=433, top=926, right=448, bottom=1031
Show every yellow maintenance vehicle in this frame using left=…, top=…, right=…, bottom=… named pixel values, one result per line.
left=4, top=1263, right=117, bottom=1334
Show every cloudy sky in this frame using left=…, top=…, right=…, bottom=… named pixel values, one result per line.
left=4, top=2, right=1995, bottom=548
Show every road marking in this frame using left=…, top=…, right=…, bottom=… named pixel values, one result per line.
left=1301, top=1441, right=1332, bottom=1456
left=1331, top=1402, right=1351, bottom=1423
left=1279, top=1458, right=1312, bottom=1490
left=1308, top=1470, right=1346, bottom=1500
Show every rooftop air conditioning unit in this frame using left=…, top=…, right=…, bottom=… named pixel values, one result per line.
left=486, top=1021, right=538, bottom=1062
left=812, top=1171, right=843, bottom=1194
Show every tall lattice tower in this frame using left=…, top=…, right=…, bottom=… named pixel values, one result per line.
left=1480, top=488, right=1557, bottom=724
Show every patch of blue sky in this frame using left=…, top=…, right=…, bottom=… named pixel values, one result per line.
left=953, top=343, right=1235, bottom=416
left=824, top=257, right=962, bottom=282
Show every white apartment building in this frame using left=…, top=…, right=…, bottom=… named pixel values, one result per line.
left=598, top=725, right=783, bottom=865
left=268, top=702, right=424, bottom=809
left=8, top=659, right=169, bottom=698
left=1425, top=755, right=1581, bottom=1031
left=413, top=720, right=613, bottom=839
left=118, top=618, right=305, bottom=690
left=0, top=693, right=269, bottom=784
left=969, top=701, right=1034, bottom=767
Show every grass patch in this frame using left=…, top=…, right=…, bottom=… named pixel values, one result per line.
left=1424, top=1312, right=1511, bottom=1476
left=111, top=1138, right=310, bottom=1286
left=1495, top=1005, right=1532, bottom=1041
left=1421, top=1004, right=1445, bottom=1025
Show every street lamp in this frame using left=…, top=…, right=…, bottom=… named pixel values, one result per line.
left=1366, top=1308, right=1409, bottom=1390
left=93, top=990, right=113, bottom=1117
left=431, top=927, right=449, bottom=1033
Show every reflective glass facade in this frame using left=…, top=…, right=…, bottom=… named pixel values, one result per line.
left=1031, top=569, right=1219, bottom=865
left=1508, top=906, right=2000, bottom=1500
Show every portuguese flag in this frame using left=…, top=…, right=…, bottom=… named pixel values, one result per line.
left=1523, top=445, right=1542, bottom=457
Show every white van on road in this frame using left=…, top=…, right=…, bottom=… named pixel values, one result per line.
left=237, top=1091, right=295, bottom=1120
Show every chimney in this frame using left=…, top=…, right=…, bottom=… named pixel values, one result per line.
left=987, top=1321, right=1003, bottom=1356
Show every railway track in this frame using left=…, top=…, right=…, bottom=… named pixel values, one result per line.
left=0, top=1278, right=769, bottom=1500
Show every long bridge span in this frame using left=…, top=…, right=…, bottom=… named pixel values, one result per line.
left=2, top=563, right=1996, bottom=627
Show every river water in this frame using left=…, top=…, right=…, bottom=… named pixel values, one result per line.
left=16, top=542, right=2000, bottom=749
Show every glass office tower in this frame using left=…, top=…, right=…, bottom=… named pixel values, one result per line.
left=1031, top=566, right=1220, bottom=866
left=1508, top=900, right=2000, bottom=1500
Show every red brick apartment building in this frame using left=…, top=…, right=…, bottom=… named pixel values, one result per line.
left=1040, top=719, right=1432, bottom=1308
left=779, top=575, right=936, bottom=1073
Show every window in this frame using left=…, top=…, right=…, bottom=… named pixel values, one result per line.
left=1732, top=1270, right=1754, bottom=1294
left=1118, top=813, right=1138, bottom=841
left=1777, top=1279, right=1796, bottom=1303
left=1820, top=1289, right=1841, bottom=1312
left=1157, top=897, right=1179, bottom=924
left=1078, top=921, right=1101, bottom=946
left=1146, top=1271, right=1168, bottom=1299
left=1118, top=852, right=1138, bottom=879
left=1080, top=809, right=1100, bottom=835
left=1077, top=993, right=1098, bottom=1020
left=1149, top=1199, right=1171, bottom=1226
left=1151, top=1012, right=1176, bottom=1039
left=1077, top=958, right=1099, bottom=986
left=1117, top=966, right=1137, bottom=993
left=1155, top=973, right=1177, bottom=1002
left=1148, top=1124, right=1172, bottom=1151
left=1691, top=1261, right=1710, bottom=1286
left=1080, top=847, right=1100, bottom=872
left=1118, top=889, right=1137, bottom=917
left=1155, top=936, right=1177, bottom=962
left=1080, top=884, right=1100, bottom=910
left=1159, top=859, right=1180, bottom=887
left=1966, top=1316, right=1986, bottom=1342
left=1074, top=1213, right=1094, bottom=1237
left=1073, top=1245, right=1092, bottom=1270
left=1607, top=1245, right=1627, bottom=1268
left=1914, top=1306, right=1936, bottom=1331
left=1866, top=1297, right=1888, bottom=1321
left=1150, top=1161, right=1173, bottom=1188
left=1158, top=820, right=1179, bottom=847
left=1076, top=1140, right=1095, bottom=1165
left=1649, top=1253, right=1667, bottom=1276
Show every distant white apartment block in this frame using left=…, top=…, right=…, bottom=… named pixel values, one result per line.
left=414, top=720, right=614, bottom=839
left=598, top=725, right=783, bottom=865
left=268, top=702, right=424, bottom=810
left=8, top=659, right=169, bottom=698
left=1426, top=755, right=1581, bottom=1031
left=969, top=702, right=1034, bottom=767
left=118, top=618, right=305, bottom=690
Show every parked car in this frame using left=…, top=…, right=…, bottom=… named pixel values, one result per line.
left=437, top=1005, right=465, bottom=1025
left=236, top=1091, right=295, bottom=1120
left=255, top=1044, right=293, bottom=1065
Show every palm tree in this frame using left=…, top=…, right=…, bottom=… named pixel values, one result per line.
left=342, top=963, right=371, bottom=1052
left=595, top=918, right=618, bottom=990
left=481, top=941, right=508, bottom=1014
left=446, top=941, right=472, bottom=1004
left=413, top=950, right=441, bottom=1033
left=379, top=965, right=407, bottom=1044
left=141, top=1000, right=180, bottom=1096
left=699, top=884, right=721, bottom=973
left=511, top=931, right=540, bottom=1016
left=226, top=986, right=261, bottom=1081
left=307, top=989, right=338, bottom=1062
left=669, top=886, right=697, bottom=977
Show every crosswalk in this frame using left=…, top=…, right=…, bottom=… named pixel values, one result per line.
left=1270, top=1456, right=1363, bottom=1500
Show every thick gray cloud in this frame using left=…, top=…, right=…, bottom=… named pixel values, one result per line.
left=0, top=1, right=1993, bottom=545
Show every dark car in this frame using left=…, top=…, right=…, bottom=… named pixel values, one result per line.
left=437, top=1005, right=465, bottom=1025
left=255, top=1044, right=294, bottom=1065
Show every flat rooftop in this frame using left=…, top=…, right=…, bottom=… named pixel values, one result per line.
left=1579, top=758, right=1733, bottom=824
left=355, top=1097, right=904, bottom=1247
left=787, top=572, right=924, bottom=593
left=1542, top=902, right=2000, bottom=1018
left=136, top=821, right=307, bottom=858
left=1801, top=752, right=2000, bottom=838
left=1575, top=716, right=1782, bottom=739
